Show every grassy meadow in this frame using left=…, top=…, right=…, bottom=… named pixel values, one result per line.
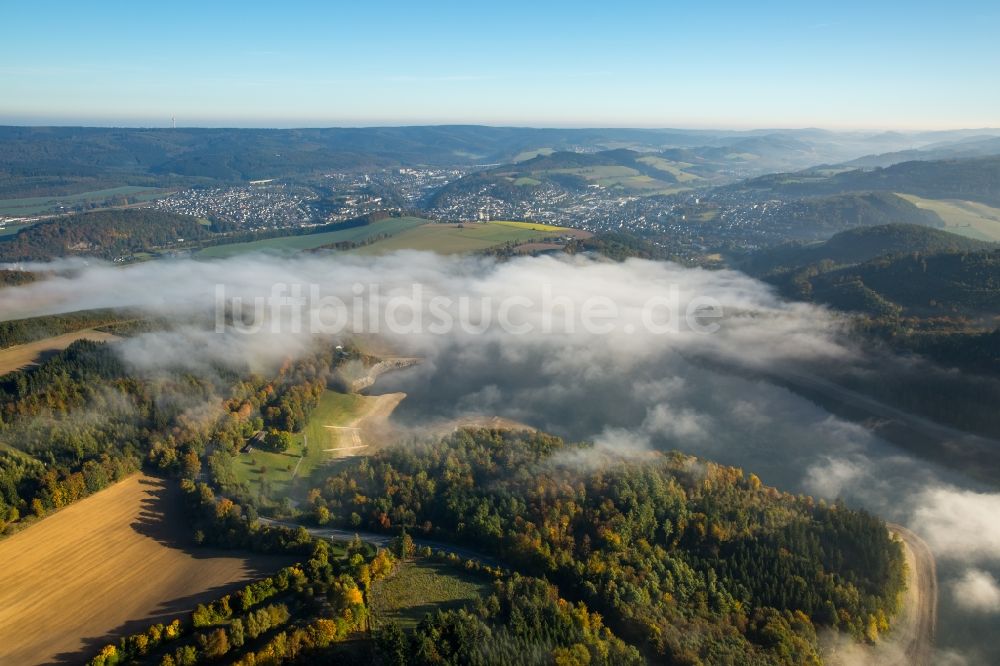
left=196, top=216, right=429, bottom=258
left=232, top=390, right=372, bottom=498
left=0, top=222, right=34, bottom=237
left=511, top=147, right=555, bottom=162
left=490, top=220, right=575, bottom=232
left=351, top=222, right=556, bottom=255
left=637, top=155, right=703, bottom=182
left=0, top=186, right=168, bottom=217
left=540, top=164, right=690, bottom=194
left=897, top=193, right=1000, bottom=242
left=369, top=561, right=490, bottom=630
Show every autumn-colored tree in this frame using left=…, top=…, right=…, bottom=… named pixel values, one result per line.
left=199, top=627, right=230, bottom=659
left=392, top=531, right=415, bottom=559
left=370, top=549, right=396, bottom=581
left=181, top=449, right=201, bottom=479
left=265, top=429, right=293, bottom=452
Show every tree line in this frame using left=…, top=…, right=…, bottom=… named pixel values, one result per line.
left=0, top=335, right=346, bottom=534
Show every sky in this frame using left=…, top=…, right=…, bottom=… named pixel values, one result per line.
left=2, top=0, right=999, bottom=129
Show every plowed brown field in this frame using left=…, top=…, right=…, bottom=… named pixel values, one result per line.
left=0, top=475, right=291, bottom=665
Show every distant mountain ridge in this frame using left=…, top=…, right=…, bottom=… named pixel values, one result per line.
left=740, top=155, right=1000, bottom=207
left=842, top=135, right=1000, bottom=168
left=2, top=125, right=995, bottom=198
left=738, top=191, right=946, bottom=241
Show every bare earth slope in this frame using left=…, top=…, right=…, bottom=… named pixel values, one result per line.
left=0, top=475, right=290, bottom=665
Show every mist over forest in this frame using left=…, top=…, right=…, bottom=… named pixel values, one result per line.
left=3, top=249, right=999, bottom=663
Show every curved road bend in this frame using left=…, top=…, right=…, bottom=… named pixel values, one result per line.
left=264, top=518, right=938, bottom=663
left=264, top=518, right=936, bottom=664
left=886, top=523, right=937, bottom=666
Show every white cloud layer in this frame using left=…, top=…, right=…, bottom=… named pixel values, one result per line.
left=912, top=488, right=1000, bottom=563
left=952, top=569, right=1000, bottom=613
left=4, top=251, right=1000, bottom=662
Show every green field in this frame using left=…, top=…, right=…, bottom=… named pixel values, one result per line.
left=369, top=561, right=491, bottom=630
left=512, top=176, right=542, bottom=186
left=195, top=217, right=429, bottom=258
left=897, top=193, right=1000, bottom=242
left=637, top=156, right=702, bottom=182
left=351, top=222, right=556, bottom=255
left=0, top=186, right=168, bottom=217
left=512, top=147, right=555, bottom=162
left=543, top=165, right=689, bottom=194
left=490, top=220, right=574, bottom=232
left=550, top=165, right=640, bottom=181
left=0, top=222, right=34, bottom=238
left=232, top=390, right=370, bottom=497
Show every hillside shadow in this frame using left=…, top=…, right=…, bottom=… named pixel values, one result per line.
left=34, top=348, right=62, bottom=364
left=45, top=581, right=260, bottom=665
left=384, top=599, right=477, bottom=627
left=43, top=477, right=293, bottom=665
left=127, top=477, right=276, bottom=558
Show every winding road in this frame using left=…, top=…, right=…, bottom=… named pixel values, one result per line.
left=257, top=518, right=504, bottom=568
left=265, top=516, right=938, bottom=666
left=263, top=517, right=936, bottom=665
left=886, top=523, right=937, bottom=666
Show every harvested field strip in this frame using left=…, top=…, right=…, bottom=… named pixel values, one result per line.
left=0, top=475, right=291, bottom=665
left=0, top=328, right=119, bottom=375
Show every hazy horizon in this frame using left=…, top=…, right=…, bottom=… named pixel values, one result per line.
left=2, top=119, right=1000, bottom=134
left=5, top=0, right=999, bottom=130
left=3, top=2, right=1000, bottom=665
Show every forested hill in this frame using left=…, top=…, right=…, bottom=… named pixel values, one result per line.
left=802, top=249, right=1000, bottom=318
left=741, top=192, right=946, bottom=240
left=0, top=330, right=909, bottom=663
left=428, top=148, right=722, bottom=205
left=740, top=156, right=1000, bottom=207
left=0, top=269, right=37, bottom=288
left=743, top=223, right=994, bottom=277
left=313, top=428, right=907, bottom=663
left=741, top=223, right=1000, bottom=319
left=564, top=232, right=683, bottom=262
left=0, top=209, right=211, bottom=262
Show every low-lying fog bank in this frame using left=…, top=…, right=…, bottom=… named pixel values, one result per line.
left=3, top=251, right=999, bottom=664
